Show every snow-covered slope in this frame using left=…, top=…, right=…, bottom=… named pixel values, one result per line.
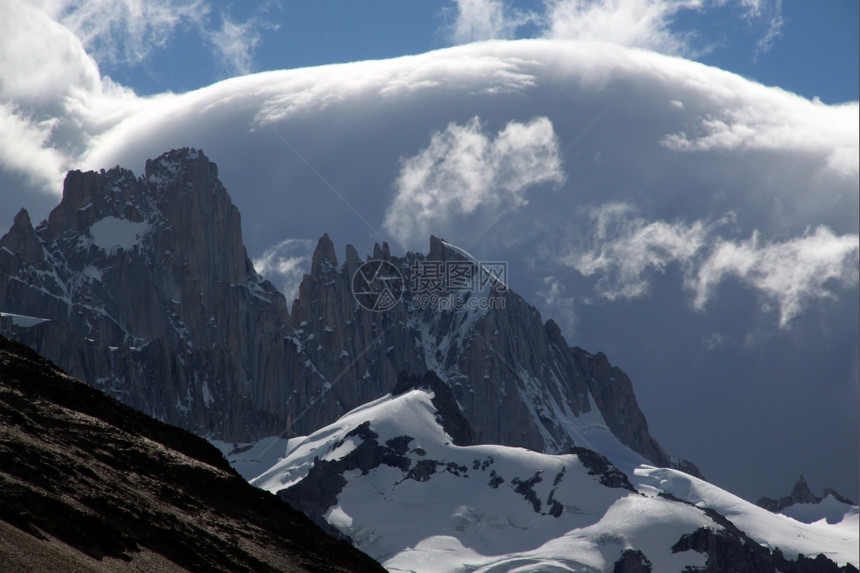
left=251, top=380, right=859, bottom=572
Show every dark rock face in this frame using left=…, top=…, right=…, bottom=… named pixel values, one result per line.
left=672, top=527, right=859, bottom=573
left=0, top=336, right=384, bottom=573
left=662, top=492, right=857, bottom=573
left=0, top=148, right=698, bottom=479
left=570, top=348, right=703, bottom=478
left=568, top=446, right=636, bottom=492
left=0, top=149, right=292, bottom=442
left=613, top=548, right=653, bottom=573
left=757, top=476, right=856, bottom=512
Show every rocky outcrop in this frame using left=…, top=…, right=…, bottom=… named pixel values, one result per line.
left=672, top=527, right=858, bottom=573
left=0, top=335, right=384, bottom=572
left=571, top=347, right=703, bottom=477
left=0, top=149, right=292, bottom=441
left=757, top=476, right=856, bottom=512
left=612, top=549, right=653, bottom=573
left=664, top=492, right=858, bottom=573
left=568, top=446, right=636, bottom=492
left=277, top=421, right=413, bottom=538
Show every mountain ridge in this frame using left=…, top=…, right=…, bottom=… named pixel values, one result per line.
left=1, top=147, right=695, bottom=474
left=251, top=374, right=858, bottom=572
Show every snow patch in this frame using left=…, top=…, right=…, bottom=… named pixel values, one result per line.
left=89, top=217, right=150, bottom=255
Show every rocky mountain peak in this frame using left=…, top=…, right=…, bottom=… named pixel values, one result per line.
left=9, top=208, right=33, bottom=234
left=283, top=232, right=700, bottom=476
left=372, top=240, right=391, bottom=260
left=144, top=146, right=215, bottom=181
left=345, top=243, right=360, bottom=264
left=757, top=475, right=856, bottom=513
left=0, top=149, right=291, bottom=441
left=0, top=209, right=42, bottom=268
left=311, top=232, right=338, bottom=275
left=426, top=234, right=464, bottom=262
left=790, top=475, right=819, bottom=504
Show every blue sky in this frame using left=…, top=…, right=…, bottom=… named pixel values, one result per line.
left=92, top=0, right=859, bottom=105
left=1, top=0, right=858, bottom=502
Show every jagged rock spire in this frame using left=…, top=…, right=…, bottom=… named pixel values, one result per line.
left=311, top=233, right=338, bottom=275
left=0, top=209, right=43, bottom=267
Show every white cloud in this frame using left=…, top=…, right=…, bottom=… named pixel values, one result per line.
left=30, top=0, right=276, bottom=79
left=690, top=227, right=860, bottom=326
left=701, top=331, right=726, bottom=349
left=538, top=276, right=577, bottom=334
left=566, top=204, right=859, bottom=326
left=661, top=94, right=859, bottom=179
left=252, top=238, right=315, bottom=303
left=568, top=203, right=712, bottom=300
left=208, top=14, right=264, bottom=76
left=35, top=0, right=209, bottom=67
left=0, top=0, right=149, bottom=195
left=542, top=0, right=704, bottom=54
left=739, top=0, right=784, bottom=57
left=446, top=0, right=786, bottom=59
left=448, top=0, right=538, bottom=43
left=382, top=116, right=565, bottom=249
left=0, top=104, right=66, bottom=192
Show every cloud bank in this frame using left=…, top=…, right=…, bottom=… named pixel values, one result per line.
left=448, top=0, right=785, bottom=57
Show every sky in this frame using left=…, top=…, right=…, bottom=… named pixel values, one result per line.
left=0, top=0, right=857, bottom=502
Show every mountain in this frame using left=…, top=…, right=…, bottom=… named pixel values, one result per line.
left=251, top=372, right=859, bottom=572
left=757, top=476, right=858, bottom=525
left=0, top=149, right=293, bottom=441
left=0, top=335, right=384, bottom=572
left=0, top=147, right=697, bottom=479
left=283, top=232, right=700, bottom=476
left=1, top=149, right=856, bottom=571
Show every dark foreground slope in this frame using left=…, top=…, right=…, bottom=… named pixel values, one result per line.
left=0, top=336, right=384, bottom=573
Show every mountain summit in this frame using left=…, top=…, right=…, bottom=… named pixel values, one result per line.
left=0, top=148, right=292, bottom=440
left=2, top=148, right=693, bottom=473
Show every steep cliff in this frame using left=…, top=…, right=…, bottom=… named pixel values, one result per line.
left=1, top=148, right=696, bottom=476
left=0, top=149, right=291, bottom=441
